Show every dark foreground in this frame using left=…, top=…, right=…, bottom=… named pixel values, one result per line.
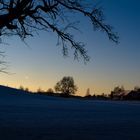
left=0, top=89, right=140, bottom=140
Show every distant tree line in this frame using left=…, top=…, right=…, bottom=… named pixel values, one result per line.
left=84, top=86, right=140, bottom=101
left=35, top=76, right=78, bottom=98
left=19, top=78, right=140, bottom=100
left=109, top=86, right=140, bottom=100
left=19, top=85, right=29, bottom=92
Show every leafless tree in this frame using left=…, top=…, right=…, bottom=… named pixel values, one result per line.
left=0, top=0, right=119, bottom=62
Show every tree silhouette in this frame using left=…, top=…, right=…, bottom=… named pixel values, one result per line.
left=0, top=0, right=119, bottom=62
left=37, top=87, right=44, bottom=93
left=110, top=86, right=125, bottom=99
left=47, top=88, right=54, bottom=93
left=54, top=76, right=77, bottom=96
left=19, top=85, right=24, bottom=91
left=85, top=88, right=91, bottom=97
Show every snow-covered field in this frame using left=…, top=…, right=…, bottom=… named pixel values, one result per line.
left=0, top=86, right=140, bottom=140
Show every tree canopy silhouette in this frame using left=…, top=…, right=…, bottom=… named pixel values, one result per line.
left=54, top=76, right=77, bottom=96
left=0, top=0, right=119, bottom=61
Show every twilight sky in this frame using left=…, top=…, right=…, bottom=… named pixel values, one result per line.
left=0, top=0, right=140, bottom=96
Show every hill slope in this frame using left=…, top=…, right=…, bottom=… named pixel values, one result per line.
left=0, top=85, right=140, bottom=140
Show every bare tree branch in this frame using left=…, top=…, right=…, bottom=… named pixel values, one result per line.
left=0, top=0, right=119, bottom=62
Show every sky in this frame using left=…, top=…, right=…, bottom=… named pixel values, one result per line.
left=0, top=0, right=140, bottom=96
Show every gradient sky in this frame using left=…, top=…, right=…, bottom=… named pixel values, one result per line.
left=0, top=0, right=140, bottom=96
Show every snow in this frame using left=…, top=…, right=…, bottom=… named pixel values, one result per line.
left=0, top=86, right=140, bottom=140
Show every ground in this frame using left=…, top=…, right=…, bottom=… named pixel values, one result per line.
left=0, top=86, right=140, bottom=140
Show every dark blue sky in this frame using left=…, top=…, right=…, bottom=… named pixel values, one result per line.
left=0, top=0, right=140, bottom=96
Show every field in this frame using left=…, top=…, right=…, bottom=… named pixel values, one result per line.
left=0, top=86, right=140, bottom=140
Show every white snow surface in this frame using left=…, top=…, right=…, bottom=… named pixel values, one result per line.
left=0, top=86, right=140, bottom=140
